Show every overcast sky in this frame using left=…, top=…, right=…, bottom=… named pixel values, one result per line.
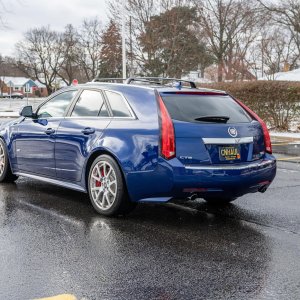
left=0, top=0, right=108, bottom=56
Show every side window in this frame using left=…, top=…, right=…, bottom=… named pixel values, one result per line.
left=104, top=90, right=132, bottom=117
left=71, top=90, right=109, bottom=117
left=37, top=90, right=77, bottom=118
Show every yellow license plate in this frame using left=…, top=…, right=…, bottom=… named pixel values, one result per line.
left=219, top=146, right=241, bottom=161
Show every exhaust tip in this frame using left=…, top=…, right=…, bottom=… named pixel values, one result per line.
left=258, top=184, right=269, bottom=193
left=187, top=193, right=198, bottom=201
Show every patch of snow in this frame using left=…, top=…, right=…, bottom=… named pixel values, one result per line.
left=259, top=68, right=300, bottom=81
left=34, top=80, right=47, bottom=88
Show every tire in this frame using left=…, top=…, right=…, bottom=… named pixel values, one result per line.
left=204, top=197, right=236, bottom=205
left=88, top=154, right=136, bottom=216
left=0, top=138, right=18, bottom=183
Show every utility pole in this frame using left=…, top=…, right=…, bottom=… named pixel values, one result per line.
left=122, top=0, right=127, bottom=79
left=129, top=15, right=133, bottom=77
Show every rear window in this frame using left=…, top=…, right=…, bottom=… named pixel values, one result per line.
left=161, top=94, right=252, bottom=124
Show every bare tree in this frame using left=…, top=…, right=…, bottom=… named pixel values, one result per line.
left=76, top=18, right=103, bottom=81
left=195, top=0, right=266, bottom=82
left=258, top=0, right=300, bottom=67
left=258, top=0, right=300, bottom=33
left=59, top=24, right=80, bottom=85
left=0, top=0, right=13, bottom=28
left=107, top=0, right=159, bottom=75
left=16, top=26, right=65, bottom=95
left=260, top=29, right=298, bottom=78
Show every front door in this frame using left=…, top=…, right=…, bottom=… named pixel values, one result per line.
left=15, top=89, right=78, bottom=177
left=16, top=118, right=61, bottom=177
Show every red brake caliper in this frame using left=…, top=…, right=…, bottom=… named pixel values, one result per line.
left=96, top=180, right=101, bottom=187
left=96, top=166, right=105, bottom=187
left=95, top=167, right=103, bottom=187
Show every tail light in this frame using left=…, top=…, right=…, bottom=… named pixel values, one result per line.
left=235, top=99, right=272, bottom=154
left=156, top=91, right=176, bottom=159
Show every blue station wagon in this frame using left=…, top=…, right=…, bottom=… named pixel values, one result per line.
left=0, top=77, right=276, bottom=216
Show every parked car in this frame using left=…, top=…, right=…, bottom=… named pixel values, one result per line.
left=11, top=92, right=24, bottom=99
left=0, top=77, right=276, bottom=216
left=0, top=93, right=9, bottom=98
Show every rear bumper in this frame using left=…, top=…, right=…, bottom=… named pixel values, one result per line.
left=171, top=157, right=276, bottom=198
left=127, top=155, right=276, bottom=202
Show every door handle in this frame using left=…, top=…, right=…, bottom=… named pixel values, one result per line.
left=81, top=127, right=95, bottom=135
left=45, top=128, right=55, bottom=135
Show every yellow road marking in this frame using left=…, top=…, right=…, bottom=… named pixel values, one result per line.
left=277, top=156, right=300, bottom=161
left=34, top=294, right=77, bottom=300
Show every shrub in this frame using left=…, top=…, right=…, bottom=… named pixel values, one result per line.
left=201, top=81, right=300, bottom=130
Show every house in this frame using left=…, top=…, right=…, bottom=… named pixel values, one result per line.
left=0, top=77, right=8, bottom=96
left=0, top=76, right=48, bottom=97
left=34, top=80, right=48, bottom=97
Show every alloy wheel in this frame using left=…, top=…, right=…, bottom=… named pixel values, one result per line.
left=90, top=160, right=118, bottom=211
left=0, top=142, right=5, bottom=177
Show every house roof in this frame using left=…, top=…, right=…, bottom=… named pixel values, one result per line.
left=34, top=80, right=47, bottom=88
left=1, top=76, right=34, bottom=86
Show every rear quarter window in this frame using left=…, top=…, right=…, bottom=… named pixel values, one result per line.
left=104, top=90, right=132, bottom=117
left=161, top=94, right=252, bottom=124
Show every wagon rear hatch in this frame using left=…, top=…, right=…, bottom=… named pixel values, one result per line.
left=158, top=91, right=268, bottom=165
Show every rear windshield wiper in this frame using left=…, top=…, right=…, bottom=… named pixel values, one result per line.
left=194, top=115, right=230, bottom=123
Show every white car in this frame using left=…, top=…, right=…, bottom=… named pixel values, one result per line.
left=11, top=92, right=24, bottom=99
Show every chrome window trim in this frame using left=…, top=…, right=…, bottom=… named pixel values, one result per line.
left=63, top=116, right=136, bottom=120
left=202, top=137, right=253, bottom=145
left=185, top=159, right=274, bottom=171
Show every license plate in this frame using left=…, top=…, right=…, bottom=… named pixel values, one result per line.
left=219, top=145, right=241, bottom=161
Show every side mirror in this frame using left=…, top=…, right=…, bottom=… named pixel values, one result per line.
left=19, top=106, right=34, bottom=118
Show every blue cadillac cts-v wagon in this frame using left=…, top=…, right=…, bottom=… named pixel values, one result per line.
left=0, top=78, right=276, bottom=215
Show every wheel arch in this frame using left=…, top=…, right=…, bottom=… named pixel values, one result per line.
left=0, top=135, right=10, bottom=156
left=84, top=148, right=128, bottom=193
left=0, top=135, right=17, bottom=180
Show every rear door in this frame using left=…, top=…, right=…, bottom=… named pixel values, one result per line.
left=160, top=92, right=265, bottom=165
left=55, top=89, right=112, bottom=182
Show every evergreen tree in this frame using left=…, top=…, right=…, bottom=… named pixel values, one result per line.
left=99, top=20, right=122, bottom=78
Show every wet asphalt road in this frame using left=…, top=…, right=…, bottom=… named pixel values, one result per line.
left=0, top=161, right=300, bottom=300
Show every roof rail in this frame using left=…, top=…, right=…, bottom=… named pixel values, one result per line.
left=91, top=77, right=197, bottom=88
left=92, top=78, right=127, bottom=83
left=125, top=77, right=197, bottom=89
